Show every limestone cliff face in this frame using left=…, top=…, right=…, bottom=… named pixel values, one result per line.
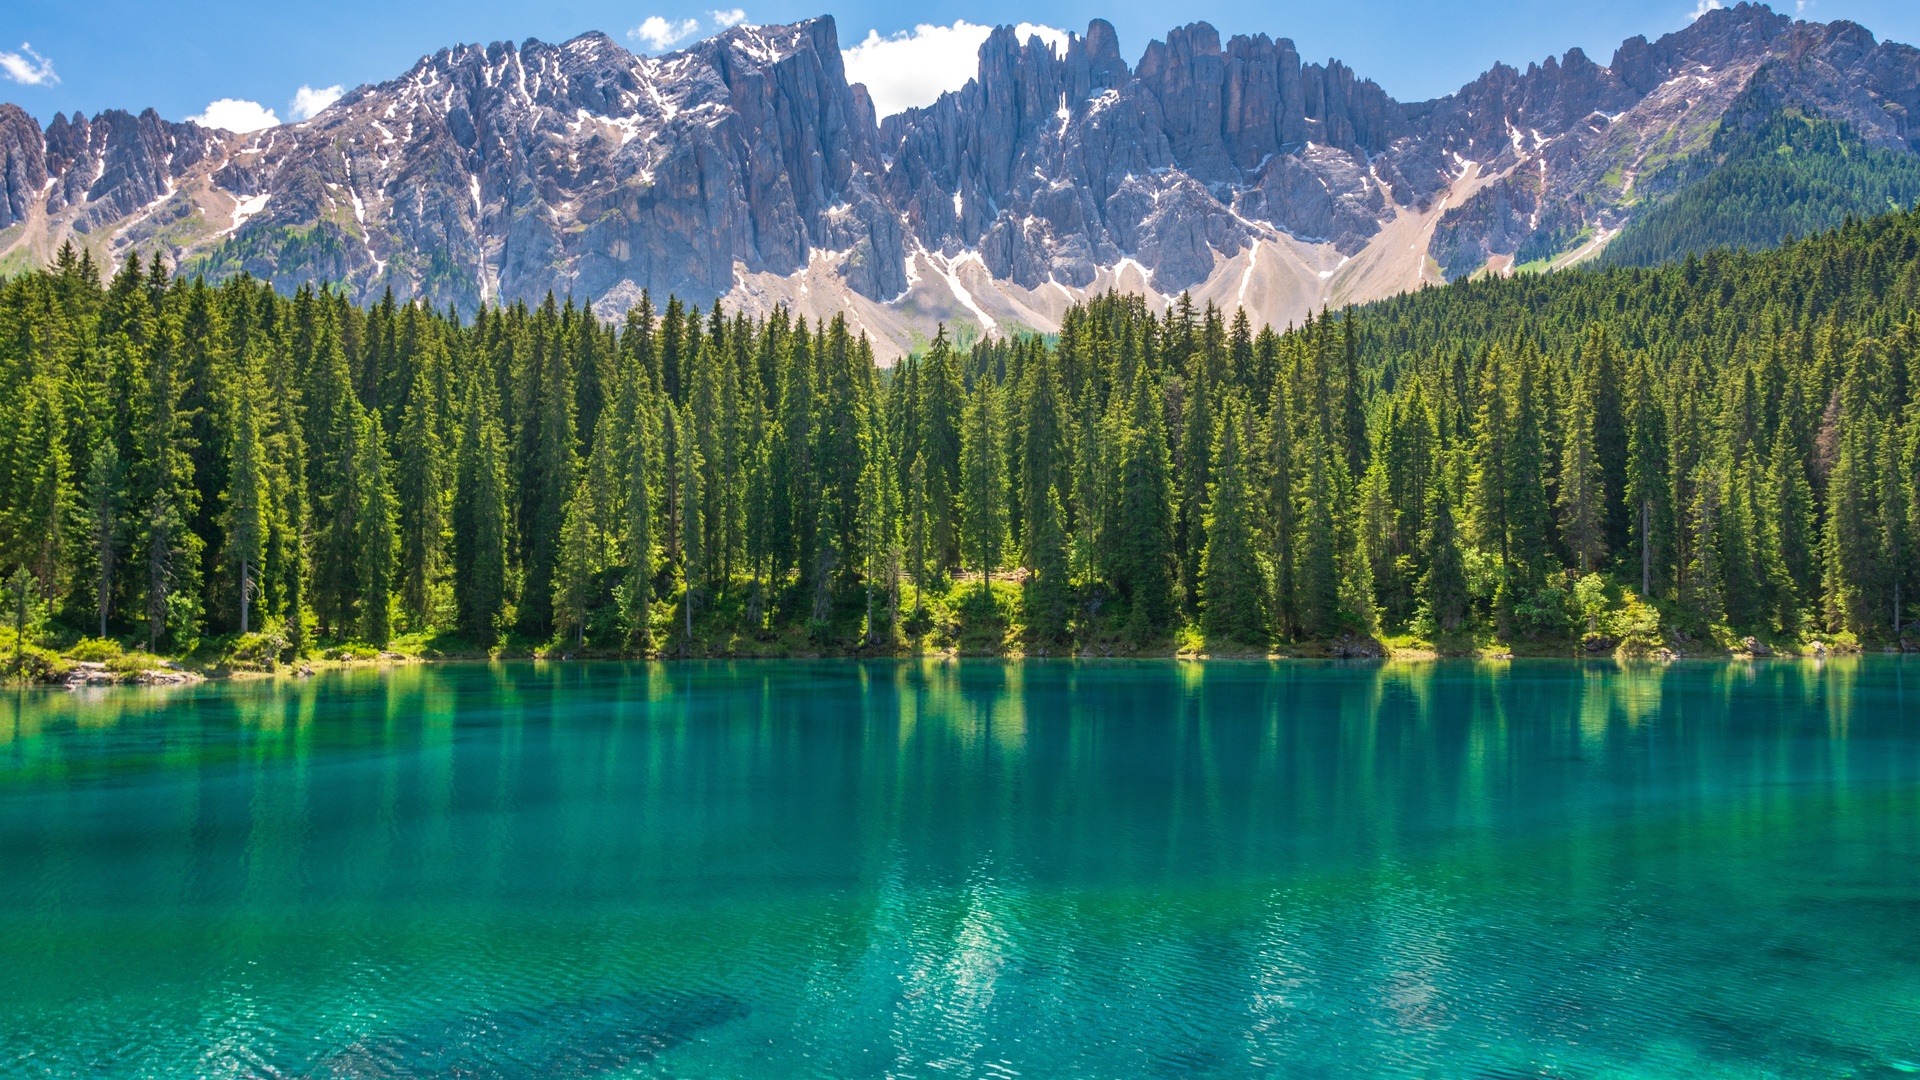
left=3, top=4, right=1919, bottom=356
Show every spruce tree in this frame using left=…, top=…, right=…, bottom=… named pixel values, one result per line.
left=553, top=478, right=599, bottom=648
left=1625, top=355, right=1671, bottom=599
left=1768, top=422, right=1815, bottom=627
left=394, top=358, right=446, bottom=630
left=676, top=403, right=706, bottom=647
left=521, top=319, right=578, bottom=633
left=1421, top=472, right=1469, bottom=632
left=1559, top=360, right=1607, bottom=572
left=1118, top=375, right=1175, bottom=636
left=82, top=434, right=123, bottom=639
left=135, top=302, right=201, bottom=651
left=1297, top=419, right=1342, bottom=639
left=452, top=379, right=508, bottom=643
left=1823, top=411, right=1881, bottom=634
left=1268, top=377, right=1298, bottom=637
left=308, top=318, right=363, bottom=638
left=7, top=377, right=73, bottom=605
left=621, top=376, right=656, bottom=649
left=221, top=349, right=267, bottom=634
left=907, top=453, right=931, bottom=617
left=1026, top=482, right=1072, bottom=645
left=1201, top=397, right=1268, bottom=644
left=919, top=326, right=965, bottom=572
left=1178, top=347, right=1214, bottom=611
left=959, top=379, right=1007, bottom=598
left=352, top=408, right=397, bottom=644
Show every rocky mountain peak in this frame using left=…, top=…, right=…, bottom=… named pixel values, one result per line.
left=3, top=3, right=1919, bottom=357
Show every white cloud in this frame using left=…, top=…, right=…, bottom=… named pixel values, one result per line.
left=1690, top=0, right=1724, bottom=20
left=628, top=15, right=702, bottom=52
left=290, top=84, right=344, bottom=121
left=0, top=43, right=57, bottom=86
left=711, top=8, right=747, bottom=29
left=189, top=98, right=280, bottom=132
left=843, top=21, right=1067, bottom=118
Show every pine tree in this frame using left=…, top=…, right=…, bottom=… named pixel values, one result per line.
left=1177, top=345, right=1214, bottom=611
left=222, top=348, right=268, bottom=634
left=1268, top=376, right=1298, bottom=637
left=1020, top=342, right=1067, bottom=572
left=1823, top=411, right=1881, bottom=635
left=858, top=425, right=900, bottom=643
left=1625, top=355, right=1671, bottom=600
left=553, top=478, right=598, bottom=648
left=676, top=403, right=706, bottom=648
left=264, top=332, right=310, bottom=656
left=771, top=323, right=816, bottom=590
left=1026, top=481, right=1072, bottom=644
left=919, top=326, right=965, bottom=572
left=621, top=376, right=656, bottom=650
left=1769, top=421, right=1815, bottom=627
left=1503, top=345, right=1554, bottom=580
left=1559, top=359, right=1607, bottom=572
left=308, top=317, right=363, bottom=638
left=1201, top=397, right=1268, bottom=644
left=452, top=378, right=508, bottom=643
left=1296, top=419, right=1342, bottom=639
left=1421, top=472, right=1468, bottom=632
left=1118, top=375, right=1176, bottom=636
left=959, top=378, right=1006, bottom=598
left=1880, top=416, right=1911, bottom=634
left=6, top=377, right=73, bottom=605
left=135, top=302, right=201, bottom=651
left=1354, top=457, right=1396, bottom=624
left=82, top=434, right=123, bottom=638
left=812, top=317, right=869, bottom=582
left=521, top=317, right=578, bottom=633
left=351, top=408, right=397, bottom=644
left=394, top=357, right=447, bottom=630
left=1338, top=311, right=1370, bottom=479
left=906, top=453, right=931, bottom=617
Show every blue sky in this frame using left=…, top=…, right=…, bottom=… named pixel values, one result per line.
left=6, top=0, right=1920, bottom=129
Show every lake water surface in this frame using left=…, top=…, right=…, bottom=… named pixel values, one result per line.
left=3, top=659, right=1920, bottom=1078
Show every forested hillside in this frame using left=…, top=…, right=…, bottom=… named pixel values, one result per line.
left=1601, top=110, right=1920, bottom=270
left=6, top=202, right=1920, bottom=668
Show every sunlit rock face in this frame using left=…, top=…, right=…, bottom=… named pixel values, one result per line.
left=4, top=4, right=1919, bottom=356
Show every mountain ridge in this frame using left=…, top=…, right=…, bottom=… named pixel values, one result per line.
left=3, top=3, right=1919, bottom=356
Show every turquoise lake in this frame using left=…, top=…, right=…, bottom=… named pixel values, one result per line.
left=3, top=659, right=1920, bottom=1078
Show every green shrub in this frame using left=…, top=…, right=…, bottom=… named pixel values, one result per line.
left=66, top=637, right=124, bottom=662
left=227, top=630, right=289, bottom=670
left=5, top=644, right=70, bottom=684
left=104, top=651, right=169, bottom=674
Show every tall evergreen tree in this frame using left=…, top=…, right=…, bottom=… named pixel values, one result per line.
left=553, top=478, right=599, bottom=648
left=1625, top=355, right=1672, bottom=599
left=221, top=348, right=267, bottom=634
left=452, top=378, right=508, bottom=643
left=919, top=326, right=965, bottom=573
left=1201, top=397, right=1268, bottom=644
left=1119, top=374, right=1176, bottom=635
left=394, top=357, right=446, bottom=629
left=1559, top=359, right=1607, bottom=572
left=351, top=407, right=397, bottom=643
left=959, top=378, right=1007, bottom=597
left=1421, top=472, right=1469, bottom=632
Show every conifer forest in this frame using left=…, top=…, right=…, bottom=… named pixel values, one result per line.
left=8, top=205, right=1920, bottom=666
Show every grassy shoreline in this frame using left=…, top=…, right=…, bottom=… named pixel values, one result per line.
left=4, top=629, right=1876, bottom=690
left=5, top=574, right=1893, bottom=688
